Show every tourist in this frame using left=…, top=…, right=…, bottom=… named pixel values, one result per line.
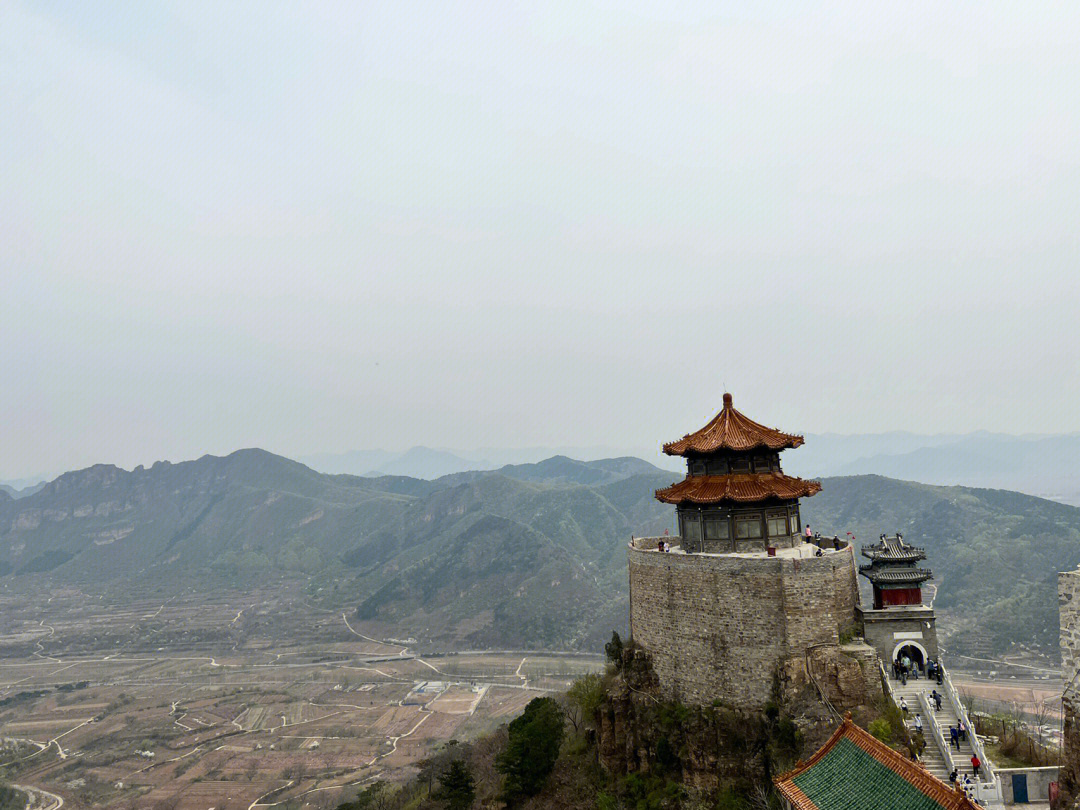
left=914, top=714, right=923, bottom=734
left=900, top=697, right=909, bottom=718
left=950, top=725, right=960, bottom=750
left=657, top=539, right=664, bottom=552
left=932, top=690, right=942, bottom=711
left=970, top=754, right=981, bottom=779
left=949, top=768, right=958, bottom=784
left=805, top=524, right=812, bottom=539
left=959, top=723, right=967, bottom=743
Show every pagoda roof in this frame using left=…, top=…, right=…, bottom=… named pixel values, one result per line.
left=861, top=535, right=927, bottom=563
left=775, top=714, right=978, bottom=810
left=663, top=393, right=804, bottom=456
left=859, top=565, right=934, bottom=585
left=655, top=472, right=821, bottom=505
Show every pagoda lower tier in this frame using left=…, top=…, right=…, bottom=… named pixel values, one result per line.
left=655, top=472, right=821, bottom=504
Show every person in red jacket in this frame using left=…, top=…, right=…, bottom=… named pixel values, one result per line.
left=970, top=754, right=981, bottom=779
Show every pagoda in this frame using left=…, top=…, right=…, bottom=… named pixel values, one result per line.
left=856, top=533, right=940, bottom=668
left=859, top=534, right=933, bottom=609
left=656, top=393, right=821, bottom=553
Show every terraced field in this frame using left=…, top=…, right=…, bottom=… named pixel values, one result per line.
left=0, top=583, right=603, bottom=809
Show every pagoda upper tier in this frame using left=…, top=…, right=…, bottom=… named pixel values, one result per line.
left=663, top=393, right=804, bottom=455
left=656, top=393, right=819, bottom=552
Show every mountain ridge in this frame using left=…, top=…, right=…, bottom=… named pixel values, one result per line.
left=2, top=449, right=1076, bottom=657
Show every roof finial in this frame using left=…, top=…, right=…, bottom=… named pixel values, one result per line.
left=723, top=392, right=733, bottom=408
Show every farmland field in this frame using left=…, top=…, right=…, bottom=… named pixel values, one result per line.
left=0, top=582, right=603, bottom=810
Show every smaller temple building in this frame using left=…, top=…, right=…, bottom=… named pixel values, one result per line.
left=775, top=713, right=979, bottom=810
left=857, top=534, right=939, bottom=670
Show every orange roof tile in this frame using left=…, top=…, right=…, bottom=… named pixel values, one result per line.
left=775, top=714, right=979, bottom=810
left=655, top=473, right=821, bottom=505
left=663, top=394, right=804, bottom=455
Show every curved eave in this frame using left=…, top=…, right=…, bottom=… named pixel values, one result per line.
left=655, top=473, right=822, bottom=505
left=858, top=566, right=934, bottom=585
left=662, top=436, right=804, bottom=456
left=861, top=549, right=927, bottom=563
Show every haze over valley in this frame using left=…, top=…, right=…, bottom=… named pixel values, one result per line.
left=6, top=1, right=1080, bottom=807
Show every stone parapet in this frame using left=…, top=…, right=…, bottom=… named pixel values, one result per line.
left=628, top=540, right=859, bottom=709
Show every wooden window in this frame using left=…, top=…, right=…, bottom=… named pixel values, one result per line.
left=706, top=459, right=728, bottom=475
left=689, top=460, right=706, bottom=475
left=682, top=513, right=702, bottom=543
left=704, top=517, right=729, bottom=540
left=754, top=455, right=770, bottom=472
left=735, top=515, right=762, bottom=539
left=729, top=457, right=750, bottom=473
left=767, top=515, right=788, bottom=537
left=789, top=513, right=800, bottom=534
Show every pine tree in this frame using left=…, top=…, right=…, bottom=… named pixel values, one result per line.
left=434, top=760, right=475, bottom=810
left=496, top=697, right=565, bottom=805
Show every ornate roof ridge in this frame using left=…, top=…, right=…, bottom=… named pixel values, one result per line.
left=663, top=393, right=804, bottom=456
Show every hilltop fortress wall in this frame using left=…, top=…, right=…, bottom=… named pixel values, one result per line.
left=628, top=539, right=859, bottom=709
left=1059, top=567, right=1080, bottom=806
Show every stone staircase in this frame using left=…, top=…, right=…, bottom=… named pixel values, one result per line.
left=887, top=673, right=979, bottom=783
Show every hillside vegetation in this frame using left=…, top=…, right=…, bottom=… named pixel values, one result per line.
left=2, top=451, right=1077, bottom=657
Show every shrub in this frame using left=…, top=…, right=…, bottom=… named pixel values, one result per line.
left=868, top=718, right=892, bottom=742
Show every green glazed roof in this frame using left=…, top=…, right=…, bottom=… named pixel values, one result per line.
left=791, top=738, right=950, bottom=810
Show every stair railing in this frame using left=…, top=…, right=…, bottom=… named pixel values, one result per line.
left=938, top=662, right=995, bottom=785
left=879, top=662, right=919, bottom=758
left=918, top=689, right=956, bottom=775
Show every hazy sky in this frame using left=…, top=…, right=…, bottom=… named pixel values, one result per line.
left=4, top=1, right=1079, bottom=478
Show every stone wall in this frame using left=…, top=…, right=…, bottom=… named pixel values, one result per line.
left=1059, top=567, right=1080, bottom=807
left=858, top=605, right=939, bottom=667
left=628, top=542, right=860, bottom=709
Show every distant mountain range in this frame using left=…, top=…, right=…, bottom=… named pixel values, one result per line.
left=297, top=431, right=1080, bottom=507
left=790, top=432, right=1080, bottom=506
left=3, top=448, right=1079, bottom=658
left=0, top=480, right=47, bottom=500
left=298, top=444, right=681, bottom=479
